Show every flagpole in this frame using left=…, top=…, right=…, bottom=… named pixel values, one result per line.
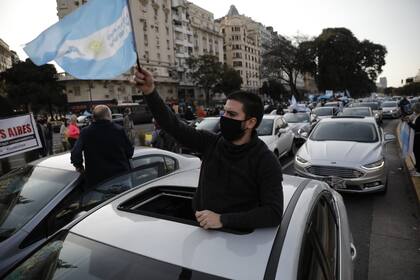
left=127, top=0, right=142, bottom=70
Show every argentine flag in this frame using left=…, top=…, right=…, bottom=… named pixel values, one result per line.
left=24, top=0, right=136, bottom=79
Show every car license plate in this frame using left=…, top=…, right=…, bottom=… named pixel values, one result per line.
left=323, top=176, right=347, bottom=189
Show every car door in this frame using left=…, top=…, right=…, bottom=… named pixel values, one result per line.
left=296, top=194, right=339, bottom=280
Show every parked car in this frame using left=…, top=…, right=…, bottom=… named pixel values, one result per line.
left=381, top=101, right=401, bottom=119
left=349, top=102, right=383, bottom=124
left=282, top=112, right=314, bottom=146
left=76, top=115, right=92, bottom=129
left=294, top=116, right=396, bottom=193
left=311, top=107, right=339, bottom=122
left=193, top=116, right=221, bottom=133
left=0, top=147, right=201, bottom=277
left=3, top=169, right=356, bottom=280
left=257, top=115, right=296, bottom=158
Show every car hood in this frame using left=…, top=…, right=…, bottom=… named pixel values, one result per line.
left=298, top=139, right=382, bottom=166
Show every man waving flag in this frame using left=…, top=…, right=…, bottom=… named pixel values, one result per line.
left=24, top=0, right=136, bottom=79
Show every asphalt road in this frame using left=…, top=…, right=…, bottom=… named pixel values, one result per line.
left=282, top=119, right=420, bottom=280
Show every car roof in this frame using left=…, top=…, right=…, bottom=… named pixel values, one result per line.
left=70, top=171, right=311, bottom=279
left=320, top=116, right=377, bottom=124
left=33, top=146, right=186, bottom=171
left=263, top=114, right=281, bottom=119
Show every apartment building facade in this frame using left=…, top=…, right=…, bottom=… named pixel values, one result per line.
left=0, top=39, right=13, bottom=73
left=217, top=5, right=263, bottom=93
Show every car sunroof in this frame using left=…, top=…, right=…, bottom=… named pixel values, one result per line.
left=118, top=186, right=252, bottom=235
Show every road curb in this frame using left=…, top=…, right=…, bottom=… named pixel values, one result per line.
left=396, top=122, right=420, bottom=203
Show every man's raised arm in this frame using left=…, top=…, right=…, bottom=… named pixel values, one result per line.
left=133, top=68, right=217, bottom=153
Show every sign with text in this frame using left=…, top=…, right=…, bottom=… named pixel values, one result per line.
left=0, top=114, right=42, bottom=159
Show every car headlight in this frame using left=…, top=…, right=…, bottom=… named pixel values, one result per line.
left=296, top=155, right=309, bottom=165
left=389, top=110, right=394, bottom=113
left=362, top=159, right=384, bottom=170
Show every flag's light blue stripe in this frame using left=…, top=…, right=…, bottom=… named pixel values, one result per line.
left=55, top=36, right=136, bottom=79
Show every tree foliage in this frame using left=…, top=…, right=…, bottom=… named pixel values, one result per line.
left=262, top=35, right=311, bottom=101
left=260, top=79, right=288, bottom=102
left=387, top=82, right=420, bottom=96
left=187, top=55, right=243, bottom=104
left=0, top=59, right=66, bottom=116
left=300, top=28, right=387, bottom=98
left=215, top=64, right=242, bottom=95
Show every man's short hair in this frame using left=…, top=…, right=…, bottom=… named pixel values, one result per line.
left=227, top=91, right=264, bottom=127
left=93, top=105, right=112, bottom=121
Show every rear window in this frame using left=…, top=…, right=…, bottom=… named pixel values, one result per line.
left=5, top=232, right=228, bottom=280
left=0, top=166, right=78, bottom=242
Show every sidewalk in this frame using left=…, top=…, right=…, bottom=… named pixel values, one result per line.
left=396, top=122, right=420, bottom=203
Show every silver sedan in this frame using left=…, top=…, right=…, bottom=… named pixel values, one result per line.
left=294, top=117, right=395, bottom=193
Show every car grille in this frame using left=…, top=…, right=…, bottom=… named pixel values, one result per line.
left=306, top=165, right=364, bottom=178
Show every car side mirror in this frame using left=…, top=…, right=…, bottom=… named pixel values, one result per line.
left=384, top=133, right=396, bottom=143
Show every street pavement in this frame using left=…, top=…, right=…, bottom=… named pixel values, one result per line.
left=282, top=119, right=420, bottom=280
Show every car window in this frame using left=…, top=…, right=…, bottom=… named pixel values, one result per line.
left=132, top=155, right=177, bottom=174
left=381, top=102, right=397, bottom=108
left=283, top=113, right=310, bottom=123
left=310, top=122, right=378, bottom=142
left=6, top=232, right=228, bottom=280
left=342, top=108, right=371, bottom=117
left=298, top=197, right=338, bottom=280
left=257, top=118, right=274, bottom=136
left=313, top=108, right=333, bottom=116
left=0, top=166, right=78, bottom=242
left=164, top=156, right=177, bottom=173
left=81, top=162, right=166, bottom=211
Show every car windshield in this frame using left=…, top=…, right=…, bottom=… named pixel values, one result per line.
left=283, top=113, right=310, bottom=123
left=256, top=118, right=274, bottom=136
left=324, top=102, right=339, bottom=107
left=342, top=108, right=371, bottom=116
left=310, top=122, right=378, bottom=142
left=5, top=232, right=227, bottom=280
left=195, top=118, right=219, bottom=132
left=0, top=166, right=78, bottom=242
left=352, top=103, right=380, bottom=110
left=313, top=107, right=333, bottom=116
left=382, top=102, right=397, bottom=108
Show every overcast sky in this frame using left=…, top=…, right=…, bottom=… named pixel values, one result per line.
left=1, top=0, right=419, bottom=87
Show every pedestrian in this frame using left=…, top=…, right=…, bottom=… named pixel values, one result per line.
left=123, top=108, right=136, bottom=145
left=276, top=104, right=284, bottom=115
left=45, top=120, right=54, bottom=155
left=196, top=105, right=207, bottom=119
left=67, top=115, right=80, bottom=149
left=399, top=97, right=411, bottom=118
left=405, top=102, right=420, bottom=176
left=60, top=119, right=69, bottom=152
left=71, top=105, right=134, bottom=187
left=36, top=117, right=48, bottom=158
left=134, top=68, right=283, bottom=231
left=184, top=106, right=195, bottom=121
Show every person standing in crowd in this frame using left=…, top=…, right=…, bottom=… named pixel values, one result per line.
left=71, top=105, right=134, bottom=187
left=45, top=120, right=54, bottom=155
left=67, top=115, right=80, bottom=149
left=60, top=119, right=68, bottom=152
left=123, top=108, right=136, bottom=145
left=184, top=105, right=195, bottom=121
left=405, top=103, right=420, bottom=176
left=134, top=68, right=283, bottom=231
left=399, top=97, right=411, bottom=118
left=36, top=117, right=48, bottom=158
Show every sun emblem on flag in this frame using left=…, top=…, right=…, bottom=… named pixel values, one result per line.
left=88, top=40, right=103, bottom=56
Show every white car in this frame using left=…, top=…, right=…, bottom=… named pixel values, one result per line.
left=381, top=101, right=401, bottom=118
left=294, top=116, right=395, bottom=193
left=257, top=115, right=296, bottom=158
left=4, top=169, right=356, bottom=280
left=0, top=147, right=201, bottom=277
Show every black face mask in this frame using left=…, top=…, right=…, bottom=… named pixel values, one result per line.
left=220, top=116, right=247, bottom=142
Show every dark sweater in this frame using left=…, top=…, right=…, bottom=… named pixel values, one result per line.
left=145, top=91, right=284, bottom=230
left=71, top=120, right=134, bottom=186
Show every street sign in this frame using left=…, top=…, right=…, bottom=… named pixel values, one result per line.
left=0, top=114, right=42, bottom=159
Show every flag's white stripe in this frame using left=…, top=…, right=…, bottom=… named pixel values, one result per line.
left=56, top=6, right=131, bottom=61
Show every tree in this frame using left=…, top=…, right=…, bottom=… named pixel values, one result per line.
left=0, top=59, right=65, bottom=116
left=397, top=82, right=420, bottom=96
left=301, top=28, right=387, bottom=98
left=262, top=35, right=312, bottom=101
left=186, top=55, right=223, bottom=105
left=215, top=64, right=242, bottom=95
left=260, top=79, right=288, bottom=102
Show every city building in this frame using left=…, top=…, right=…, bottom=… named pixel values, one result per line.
left=414, top=69, right=420, bottom=83
left=377, top=77, right=387, bottom=89
left=217, top=5, right=263, bottom=93
left=0, top=39, right=13, bottom=73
